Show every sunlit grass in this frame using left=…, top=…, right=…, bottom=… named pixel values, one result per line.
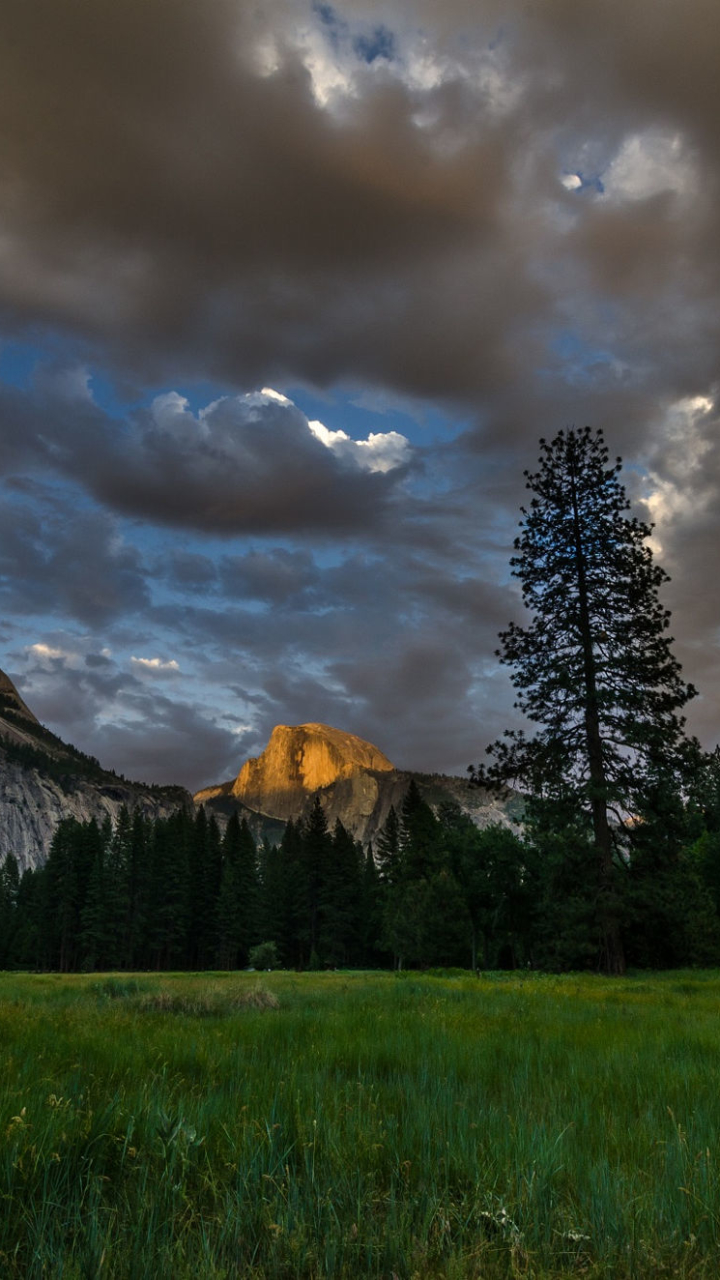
left=1, top=969, right=720, bottom=1277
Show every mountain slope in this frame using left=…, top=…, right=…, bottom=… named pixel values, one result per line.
left=0, top=669, right=190, bottom=871
left=196, top=722, right=519, bottom=845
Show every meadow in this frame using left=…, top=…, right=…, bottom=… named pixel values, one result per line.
left=1, top=970, right=719, bottom=1278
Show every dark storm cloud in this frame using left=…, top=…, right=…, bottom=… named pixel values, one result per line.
left=163, top=551, right=218, bottom=594
left=219, top=549, right=320, bottom=606
left=0, top=0, right=717, bottom=419
left=0, top=0, right=514, bottom=394
left=19, top=653, right=241, bottom=790
left=0, top=0, right=718, bottom=432
left=0, top=486, right=150, bottom=626
left=88, top=698, right=242, bottom=792
left=142, top=539, right=517, bottom=776
left=1, top=0, right=720, bottom=777
left=0, top=380, right=413, bottom=536
left=88, top=394, right=408, bottom=537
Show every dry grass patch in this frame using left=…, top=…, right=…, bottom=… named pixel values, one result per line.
left=139, top=981, right=279, bottom=1017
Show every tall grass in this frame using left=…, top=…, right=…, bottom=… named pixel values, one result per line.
left=1, top=970, right=719, bottom=1277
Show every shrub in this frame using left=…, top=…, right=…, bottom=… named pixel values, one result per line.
left=248, top=941, right=279, bottom=970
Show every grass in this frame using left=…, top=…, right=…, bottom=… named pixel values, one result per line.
left=1, top=969, right=719, bottom=1277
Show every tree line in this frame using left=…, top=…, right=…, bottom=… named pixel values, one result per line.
left=2, top=755, right=720, bottom=972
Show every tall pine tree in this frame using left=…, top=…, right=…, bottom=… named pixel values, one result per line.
left=216, top=814, right=258, bottom=968
left=476, top=427, right=696, bottom=974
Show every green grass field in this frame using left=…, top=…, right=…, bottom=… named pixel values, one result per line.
left=1, top=969, right=719, bottom=1278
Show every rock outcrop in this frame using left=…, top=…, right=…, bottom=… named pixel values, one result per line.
left=0, top=669, right=41, bottom=732
left=0, top=669, right=190, bottom=871
left=196, top=722, right=520, bottom=846
left=229, top=722, right=394, bottom=822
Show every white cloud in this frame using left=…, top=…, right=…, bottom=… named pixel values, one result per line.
left=259, top=386, right=292, bottom=405
left=27, top=642, right=78, bottom=666
left=308, top=419, right=411, bottom=473
left=354, top=430, right=413, bottom=473
left=603, top=129, right=698, bottom=203
left=131, top=656, right=181, bottom=675
left=151, top=391, right=191, bottom=428
left=145, top=385, right=412, bottom=478
left=643, top=394, right=715, bottom=550
left=307, top=419, right=350, bottom=449
left=294, top=22, right=358, bottom=108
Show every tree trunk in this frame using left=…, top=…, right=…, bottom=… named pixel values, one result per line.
left=569, top=459, right=626, bottom=975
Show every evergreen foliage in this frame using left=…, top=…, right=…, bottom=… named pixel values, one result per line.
left=3, top=755, right=720, bottom=972
left=474, top=427, right=699, bottom=973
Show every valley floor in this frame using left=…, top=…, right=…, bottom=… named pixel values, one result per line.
left=0, top=969, right=718, bottom=1278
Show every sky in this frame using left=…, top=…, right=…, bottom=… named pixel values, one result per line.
left=1, top=0, right=719, bottom=791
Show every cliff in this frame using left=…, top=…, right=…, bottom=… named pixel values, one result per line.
left=230, top=722, right=394, bottom=822
left=0, top=669, right=190, bottom=871
left=196, top=722, right=519, bottom=846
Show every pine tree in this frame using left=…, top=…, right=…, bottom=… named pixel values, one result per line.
left=187, top=808, right=222, bottom=967
left=146, top=810, right=189, bottom=969
left=114, top=806, right=143, bottom=969
left=380, top=783, right=445, bottom=968
left=399, top=781, right=442, bottom=882
left=442, top=809, right=531, bottom=969
left=79, top=821, right=111, bottom=970
left=11, top=867, right=43, bottom=969
left=359, top=845, right=386, bottom=966
left=376, top=805, right=402, bottom=885
left=299, top=798, right=333, bottom=965
left=263, top=819, right=305, bottom=967
left=216, top=814, right=258, bottom=968
left=0, top=853, right=19, bottom=967
left=318, top=820, right=363, bottom=966
left=476, top=427, right=697, bottom=974
left=45, top=819, right=83, bottom=971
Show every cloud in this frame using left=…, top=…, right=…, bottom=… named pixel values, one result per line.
left=2, top=0, right=720, bottom=783
left=0, top=0, right=527, bottom=401
left=26, top=642, right=78, bottom=667
left=88, top=699, right=241, bottom=791
left=307, top=419, right=412, bottom=472
left=17, top=654, right=241, bottom=789
left=603, top=131, right=698, bottom=204
left=130, top=656, right=181, bottom=675
left=218, top=548, right=320, bottom=606
left=0, top=0, right=717, bottom=439
left=0, top=487, right=151, bottom=626
left=0, top=379, right=414, bottom=537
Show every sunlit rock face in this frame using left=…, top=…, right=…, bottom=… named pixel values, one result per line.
left=230, top=722, right=394, bottom=822
left=196, top=721, right=520, bottom=847
left=0, top=668, right=191, bottom=871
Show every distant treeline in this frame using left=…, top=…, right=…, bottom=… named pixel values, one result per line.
left=2, top=772, right=720, bottom=972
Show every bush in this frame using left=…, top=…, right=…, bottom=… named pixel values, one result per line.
left=248, top=941, right=279, bottom=970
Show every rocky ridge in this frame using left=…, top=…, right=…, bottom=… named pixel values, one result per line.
left=196, top=721, right=519, bottom=846
left=0, top=669, right=191, bottom=872
left=0, top=672, right=519, bottom=869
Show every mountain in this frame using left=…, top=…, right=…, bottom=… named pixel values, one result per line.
left=0, top=671, right=518, bottom=870
left=196, top=722, right=394, bottom=817
left=0, top=669, right=191, bottom=871
left=195, top=721, right=519, bottom=846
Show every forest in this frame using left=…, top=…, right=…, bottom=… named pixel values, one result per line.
left=2, top=758, right=720, bottom=974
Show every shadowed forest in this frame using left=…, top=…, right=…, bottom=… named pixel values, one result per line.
left=3, top=761, right=720, bottom=974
